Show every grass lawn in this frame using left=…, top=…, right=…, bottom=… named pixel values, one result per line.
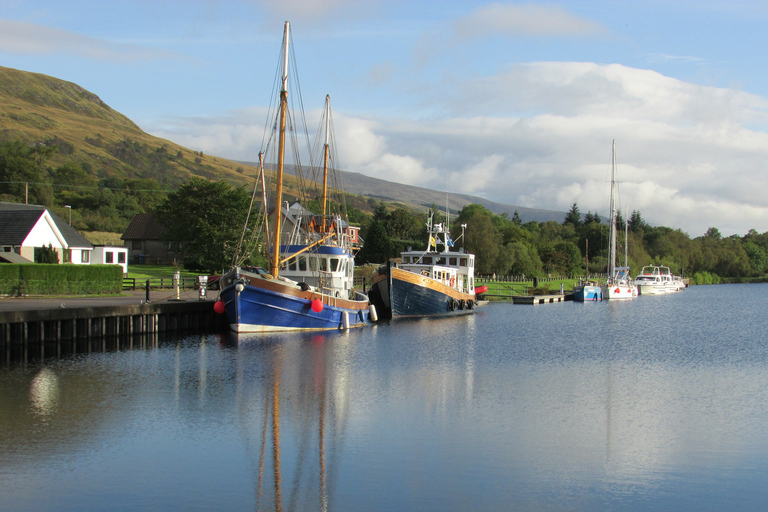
left=126, top=264, right=202, bottom=280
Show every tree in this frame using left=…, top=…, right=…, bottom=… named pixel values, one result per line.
left=583, top=211, right=600, bottom=224
left=512, top=210, right=522, bottom=226
left=155, top=177, right=254, bottom=273
left=0, top=140, right=55, bottom=205
left=464, top=211, right=500, bottom=274
left=704, top=227, right=722, bottom=240
left=628, top=210, right=648, bottom=233
left=357, top=219, right=391, bottom=264
left=563, top=203, right=581, bottom=227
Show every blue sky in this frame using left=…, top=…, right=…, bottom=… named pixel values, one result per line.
left=2, top=0, right=768, bottom=236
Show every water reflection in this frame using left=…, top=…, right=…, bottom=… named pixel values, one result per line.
left=30, top=368, right=59, bottom=417
left=2, top=286, right=768, bottom=510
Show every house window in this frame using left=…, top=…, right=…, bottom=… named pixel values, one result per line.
left=82, top=251, right=90, bottom=263
left=105, top=251, right=114, bottom=263
left=63, top=249, right=72, bottom=263
left=118, top=252, right=126, bottom=264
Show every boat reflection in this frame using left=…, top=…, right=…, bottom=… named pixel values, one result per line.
left=234, top=331, right=351, bottom=511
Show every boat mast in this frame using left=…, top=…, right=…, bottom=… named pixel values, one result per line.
left=271, top=21, right=290, bottom=278
left=624, top=206, right=629, bottom=268
left=321, top=95, right=330, bottom=234
left=608, top=139, right=617, bottom=280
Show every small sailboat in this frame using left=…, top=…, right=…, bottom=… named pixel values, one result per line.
left=368, top=213, right=481, bottom=319
left=573, top=239, right=602, bottom=301
left=601, top=141, right=637, bottom=300
left=217, top=22, right=371, bottom=332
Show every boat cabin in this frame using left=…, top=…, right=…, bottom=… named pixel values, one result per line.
left=399, top=247, right=476, bottom=294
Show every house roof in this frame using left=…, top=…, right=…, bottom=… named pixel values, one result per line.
left=0, top=252, right=34, bottom=263
left=0, top=202, right=93, bottom=249
left=121, top=213, right=167, bottom=240
left=0, top=209, right=43, bottom=245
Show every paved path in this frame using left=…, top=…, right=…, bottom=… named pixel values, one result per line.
left=0, top=288, right=217, bottom=312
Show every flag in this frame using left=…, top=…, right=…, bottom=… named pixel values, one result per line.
left=446, top=235, right=455, bottom=247
left=429, top=236, right=436, bottom=248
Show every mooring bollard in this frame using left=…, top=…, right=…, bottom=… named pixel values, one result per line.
left=174, top=270, right=180, bottom=300
left=198, top=275, right=208, bottom=301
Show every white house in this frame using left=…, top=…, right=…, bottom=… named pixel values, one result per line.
left=0, top=202, right=127, bottom=271
left=92, top=246, right=129, bottom=274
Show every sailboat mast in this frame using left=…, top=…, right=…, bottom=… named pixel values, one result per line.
left=271, top=21, right=290, bottom=278
left=321, top=95, right=330, bottom=233
left=624, top=206, right=629, bottom=268
left=608, top=139, right=617, bottom=278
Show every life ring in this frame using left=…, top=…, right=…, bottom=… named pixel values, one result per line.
left=449, top=276, right=455, bottom=287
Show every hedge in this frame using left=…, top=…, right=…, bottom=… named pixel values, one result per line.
left=0, top=264, right=123, bottom=296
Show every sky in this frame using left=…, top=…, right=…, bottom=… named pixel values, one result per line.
left=1, top=0, right=768, bottom=237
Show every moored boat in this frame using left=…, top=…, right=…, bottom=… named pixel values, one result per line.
left=601, top=140, right=637, bottom=300
left=635, top=265, right=685, bottom=295
left=573, top=279, right=602, bottom=301
left=368, top=216, right=479, bottom=319
left=217, top=22, right=371, bottom=332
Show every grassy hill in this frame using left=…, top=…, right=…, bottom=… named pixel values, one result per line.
left=0, top=65, right=258, bottom=188
left=0, top=64, right=566, bottom=230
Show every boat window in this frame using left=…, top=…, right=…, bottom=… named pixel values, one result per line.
left=320, top=258, right=328, bottom=271
left=287, top=257, right=297, bottom=271
left=330, top=258, right=340, bottom=272
left=437, top=257, right=446, bottom=265
left=298, top=256, right=307, bottom=271
left=309, top=255, right=318, bottom=271
left=449, top=257, right=457, bottom=266
left=402, top=256, right=410, bottom=264
left=460, top=258, right=467, bottom=266
left=422, top=257, right=432, bottom=264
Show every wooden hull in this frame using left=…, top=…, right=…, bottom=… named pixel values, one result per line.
left=369, top=263, right=477, bottom=320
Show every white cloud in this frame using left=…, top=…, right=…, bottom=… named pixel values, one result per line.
left=148, top=61, right=768, bottom=236
left=0, top=19, right=175, bottom=61
left=453, top=3, right=609, bottom=39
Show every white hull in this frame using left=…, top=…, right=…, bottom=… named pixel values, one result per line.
left=602, top=283, right=637, bottom=300
left=637, top=284, right=675, bottom=295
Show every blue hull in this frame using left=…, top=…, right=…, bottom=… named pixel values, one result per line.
left=573, top=285, right=602, bottom=301
left=220, top=282, right=369, bottom=333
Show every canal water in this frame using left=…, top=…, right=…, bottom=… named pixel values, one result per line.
left=2, top=284, right=768, bottom=511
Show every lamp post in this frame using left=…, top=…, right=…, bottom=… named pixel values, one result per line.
left=64, top=205, right=71, bottom=225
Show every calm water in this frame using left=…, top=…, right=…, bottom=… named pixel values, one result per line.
left=2, top=284, right=768, bottom=511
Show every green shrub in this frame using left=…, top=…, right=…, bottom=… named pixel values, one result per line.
left=0, top=264, right=123, bottom=295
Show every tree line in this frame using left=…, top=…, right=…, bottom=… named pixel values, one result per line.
left=357, top=201, right=768, bottom=284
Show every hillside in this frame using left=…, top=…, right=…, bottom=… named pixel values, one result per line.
left=0, top=65, right=257, bottom=188
left=0, top=65, right=566, bottom=224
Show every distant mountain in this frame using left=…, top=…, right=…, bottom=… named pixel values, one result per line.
left=333, top=170, right=566, bottom=223
left=0, top=65, right=567, bottom=224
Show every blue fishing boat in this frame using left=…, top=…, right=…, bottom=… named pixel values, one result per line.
left=217, top=22, right=371, bottom=332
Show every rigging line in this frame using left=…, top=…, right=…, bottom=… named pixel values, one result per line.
left=232, top=159, right=264, bottom=267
